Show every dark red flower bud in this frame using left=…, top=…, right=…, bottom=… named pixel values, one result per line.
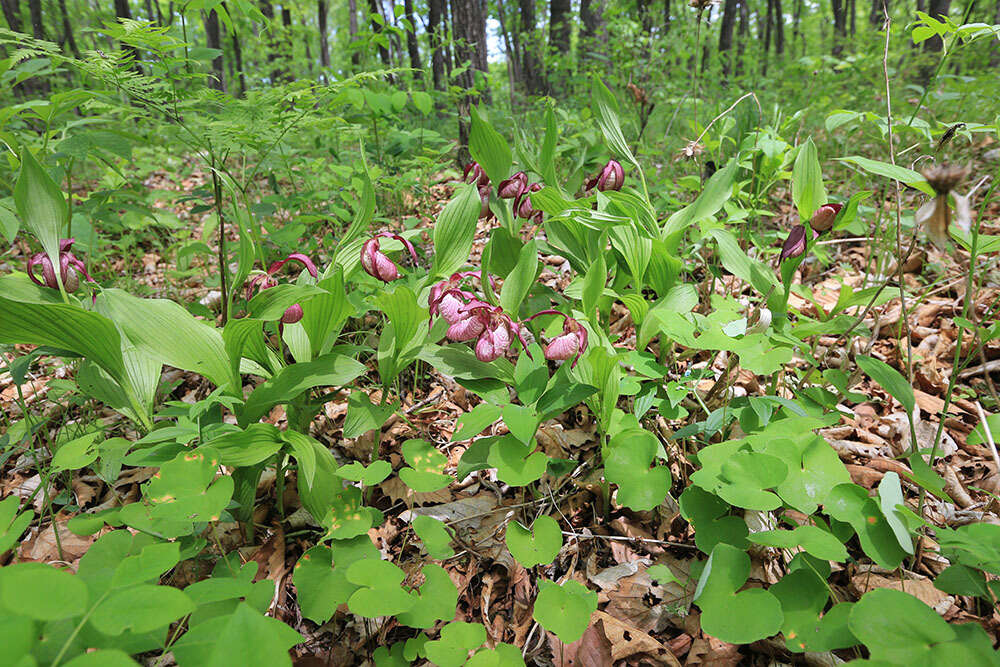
left=809, top=203, right=843, bottom=233
left=587, top=160, right=624, bottom=192
left=26, top=238, right=92, bottom=293
left=361, top=232, right=419, bottom=283
left=478, top=185, right=492, bottom=220
left=498, top=171, right=528, bottom=199
left=514, top=183, right=543, bottom=220
left=779, top=225, right=819, bottom=262
left=463, top=162, right=490, bottom=187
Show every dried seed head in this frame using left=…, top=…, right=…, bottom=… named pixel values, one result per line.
left=922, top=163, right=969, bottom=196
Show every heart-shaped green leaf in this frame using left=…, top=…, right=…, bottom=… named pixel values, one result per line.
left=506, top=515, right=562, bottom=568
left=532, top=579, right=598, bottom=644
left=412, top=516, right=455, bottom=559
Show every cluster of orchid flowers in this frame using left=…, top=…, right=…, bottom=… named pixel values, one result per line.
left=27, top=238, right=92, bottom=293
left=245, top=253, right=319, bottom=324
left=778, top=202, right=843, bottom=264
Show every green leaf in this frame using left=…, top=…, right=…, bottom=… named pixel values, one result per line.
left=0, top=496, right=33, bottom=554
left=396, top=564, right=458, bottom=628
left=532, top=579, right=598, bottom=644
left=770, top=569, right=856, bottom=652
left=468, top=644, right=527, bottom=667
left=203, top=424, right=283, bottom=467
left=487, top=436, right=548, bottom=486
left=63, top=650, right=140, bottom=667
left=97, top=289, right=236, bottom=393
left=878, top=471, right=915, bottom=554
left=506, top=515, right=562, bottom=568
left=662, top=158, right=737, bottom=242
left=171, top=602, right=303, bottom=667
left=14, top=147, right=68, bottom=288
left=343, top=390, right=399, bottom=438
left=293, top=538, right=380, bottom=624
left=0, top=563, right=88, bottom=620
left=51, top=431, right=102, bottom=472
left=591, top=77, right=639, bottom=172
left=399, top=439, right=451, bottom=492
left=469, top=107, right=512, bottom=186
left=748, top=525, right=848, bottom=562
left=501, top=403, right=539, bottom=445
left=693, top=543, right=784, bottom=644
left=678, top=486, right=748, bottom=554
left=425, top=622, right=487, bottom=667
left=856, top=355, right=915, bottom=415
left=0, top=199, right=20, bottom=244
left=412, top=516, right=455, bottom=559
left=499, top=240, right=538, bottom=316
left=792, top=137, right=826, bottom=221
left=604, top=429, right=670, bottom=511
left=239, top=354, right=365, bottom=426
left=411, top=90, right=433, bottom=115
left=452, top=403, right=502, bottom=441
left=91, top=584, right=195, bottom=635
left=346, top=560, right=415, bottom=618
left=432, top=184, right=481, bottom=278
left=849, top=588, right=955, bottom=663
left=145, top=447, right=234, bottom=523
left=337, top=460, right=392, bottom=486
left=825, top=483, right=907, bottom=569
left=111, top=542, right=181, bottom=588
left=837, top=156, right=934, bottom=196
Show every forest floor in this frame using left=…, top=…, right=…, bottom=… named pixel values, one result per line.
left=3, top=156, right=1000, bottom=665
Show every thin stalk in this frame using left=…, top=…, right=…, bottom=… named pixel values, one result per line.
left=211, top=159, right=229, bottom=325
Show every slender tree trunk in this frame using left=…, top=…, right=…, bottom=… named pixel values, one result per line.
left=580, top=0, right=606, bottom=61
left=737, top=0, right=749, bottom=73
left=403, top=0, right=421, bottom=76
left=58, top=0, right=81, bottom=57
left=763, top=0, right=773, bottom=57
left=2, top=0, right=23, bottom=32
left=792, top=0, right=803, bottom=51
left=144, top=0, right=154, bottom=21
left=230, top=9, right=246, bottom=94
left=635, top=0, right=653, bottom=31
left=519, top=0, right=545, bottom=94
left=368, top=0, right=392, bottom=68
left=718, top=0, right=738, bottom=76
left=549, top=0, right=572, bottom=58
left=663, top=0, right=672, bottom=32
left=28, top=0, right=44, bottom=39
left=347, top=0, right=360, bottom=66
left=831, top=0, right=847, bottom=55
left=869, top=0, right=883, bottom=27
left=924, top=0, right=950, bottom=51
left=849, top=0, right=856, bottom=36
left=204, top=7, right=225, bottom=91
left=428, top=0, right=447, bottom=89
left=774, top=0, right=784, bottom=54
left=451, top=0, right=490, bottom=161
left=318, top=0, right=329, bottom=69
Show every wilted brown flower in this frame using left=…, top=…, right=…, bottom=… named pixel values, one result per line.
left=917, top=163, right=970, bottom=246
left=922, top=163, right=969, bottom=195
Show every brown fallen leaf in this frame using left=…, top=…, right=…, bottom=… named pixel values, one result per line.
left=593, top=610, right=681, bottom=665
left=548, top=617, right=613, bottom=667
left=848, top=573, right=952, bottom=612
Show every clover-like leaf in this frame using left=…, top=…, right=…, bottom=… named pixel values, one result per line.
left=170, top=602, right=303, bottom=666
left=825, top=483, right=907, bottom=570
left=0, top=495, right=33, bottom=554
left=506, top=515, right=562, bottom=568
left=717, top=450, right=786, bottom=510
left=145, top=447, right=234, bottom=523
left=604, top=428, right=670, bottom=511
left=678, top=486, right=748, bottom=554
left=346, top=559, right=416, bottom=618
left=693, top=543, right=783, bottom=644
left=399, top=439, right=451, bottom=492
left=396, top=564, right=458, bottom=628
left=337, top=460, right=392, bottom=486
left=532, top=579, right=598, bottom=644
left=412, top=516, right=455, bottom=559
left=849, top=588, right=956, bottom=663
left=770, top=568, right=856, bottom=652
left=467, top=643, right=527, bottom=666
left=91, top=584, right=195, bottom=635
left=293, top=537, right=380, bottom=624
left=424, top=621, right=487, bottom=667
left=0, top=562, right=88, bottom=620
left=760, top=435, right=850, bottom=514
left=502, top=403, right=540, bottom=444
left=877, top=472, right=914, bottom=555
left=748, top=525, right=848, bottom=562
left=320, top=486, right=378, bottom=541
left=487, top=435, right=549, bottom=486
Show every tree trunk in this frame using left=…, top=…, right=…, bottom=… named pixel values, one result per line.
left=849, top=0, right=856, bottom=36
left=773, top=0, right=784, bottom=54
left=924, top=0, right=950, bottom=51
left=58, top=0, right=81, bottom=57
left=2, top=0, right=23, bottom=32
left=549, top=0, right=572, bottom=55
left=763, top=0, right=773, bottom=57
left=831, top=0, right=847, bottom=55
left=113, top=0, right=146, bottom=71
left=318, top=0, right=329, bottom=69
left=204, top=7, right=225, bottom=91
left=428, top=0, right=447, bottom=89
left=792, top=0, right=803, bottom=51
left=368, top=0, right=393, bottom=68
left=737, top=0, right=749, bottom=71
left=635, top=0, right=653, bottom=31
left=581, top=0, right=605, bottom=47
left=869, top=0, right=884, bottom=27
left=451, top=0, right=490, bottom=161
left=347, top=0, right=360, bottom=67
left=718, top=0, right=738, bottom=75
left=28, top=0, right=44, bottom=39
left=519, top=0, right=546, bottom=94
left=663, top=0, right=672, bottom=32
left=403, top=0, right=421, bottom=76
left=230, top=6, right=246, bottom=94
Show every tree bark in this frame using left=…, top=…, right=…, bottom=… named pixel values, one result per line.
left=229, top=5, right=246, bottom=94
left=718, top=0, right=738, bottom=76
left=869, top=0, right=884, bottom=27
left=737, top=0, right=749, bottom=70
left=58, top=0, right=81, bottom=57
left=318, top=0, right=329, bottom=69
left=519, top=0, right=546, bottom=94
left=831, top=0, right=847, bottom=55
left=663, top=0, right=672, bottom=32
left=849, top=0, right=856, bottom=36
left=368, top=0, right=393, bottom=68
left=451, top=0, right=490, bottom=161
left=204, top=7, right=225, bottom=91
left=549, top=0, right=572, bottom=55
left=428, top=0, right=447, bottom=89
left=28, top=0, right=44, bottom=39
left=792, top=0, right=803, bottom=51
left=2, top=0, right=23, bottom=33
left=773, top=0, right=784, bottom=54
left=924, top=0, right=950, bottom=51
left=581, top=0, right=605, bottom=46
left=403, top=0, right=421, bottom=76
left=635, top=0, right=653, bottom=31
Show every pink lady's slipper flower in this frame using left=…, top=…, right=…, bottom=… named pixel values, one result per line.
left=808, top=203, right=843, bottom=233
left=527, top=310, right=588, bottom=367
left=498, top=171, right=528, bottom=199
left=448, top=301, right=531, bottom=362
left=246, top=253, right=318, bottom=324
left=513, top=182, right=543, bottom=222
left=586, top=160, right=624, bottom=192
left=361, top=232, right=419, bottom=283
left=478, top=185, right=493, bottom=220
left=429, top=271, right=499, bottom=327
left=27, top=238, right=92, bottom=293
left=463, top=161, right=490, bottom=187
